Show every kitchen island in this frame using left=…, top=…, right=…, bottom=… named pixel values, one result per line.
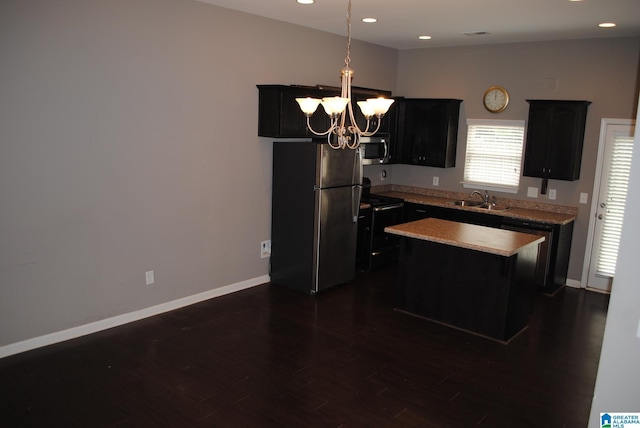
left=371, top=186, right=576, bottom=295
left=386, top=218, right=544, bottom=342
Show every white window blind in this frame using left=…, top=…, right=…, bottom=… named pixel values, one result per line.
left=464, top=119, right=525, bottom=188
left=596, top=133, right=635, bottom=277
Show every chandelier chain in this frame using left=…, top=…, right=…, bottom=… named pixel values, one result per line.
left=295, top=0, right=393, bottom=149
left=345, top=0, right=352, bottom=69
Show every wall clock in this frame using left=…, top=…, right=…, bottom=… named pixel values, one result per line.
left=483, top=86, right=509, bottom=113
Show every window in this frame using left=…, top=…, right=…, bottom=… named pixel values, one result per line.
left=463, top=119, right=525, bottom=192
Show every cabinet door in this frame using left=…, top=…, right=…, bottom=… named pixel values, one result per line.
left=283, top=87, right=333, bottom=138
left=523, top=100, right=590, bottom=180
left=397, top=99, right=460, bottom=167
left=546, top=104, right=588, bottom=180
left=351, top=88, right=392, bottom=136
left=403, top=203, right=433, bottom=222
left=257, top=85, right=331, bottom=138
left=384, top=98, right=403, bottom=164
left=523, top=103, right=553, bottom=177
left=403, top=202, right=501, bottom=228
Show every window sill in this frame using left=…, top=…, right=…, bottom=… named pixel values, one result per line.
left=461, top=182, right=519, bottom=194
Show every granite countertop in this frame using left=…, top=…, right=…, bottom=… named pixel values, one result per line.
left=375, top=189, right=577, bottom=225
left=385, top=218, right=545, bottom=257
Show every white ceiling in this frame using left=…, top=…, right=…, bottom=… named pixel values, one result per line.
left=194, top=0, right=640, bottom=50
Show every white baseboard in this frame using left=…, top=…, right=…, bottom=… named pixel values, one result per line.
left=566, top=278, right=582, bottom=289
left=0, top=275, right=270, bottom=359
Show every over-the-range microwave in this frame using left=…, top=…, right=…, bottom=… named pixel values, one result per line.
left=360, top=135, right=389, bottom=165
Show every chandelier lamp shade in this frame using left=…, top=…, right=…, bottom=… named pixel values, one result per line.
left=295, top=0, right=394, bottom=149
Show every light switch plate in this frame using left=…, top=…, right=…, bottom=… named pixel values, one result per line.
left=527, top=187, right=538, bottom=198
left=145, top=270, right=155, bottom=285
left=580, top=193, right=589, bottom=204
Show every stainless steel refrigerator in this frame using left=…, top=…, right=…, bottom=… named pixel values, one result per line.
left=270, top=141, right=363, bottom=294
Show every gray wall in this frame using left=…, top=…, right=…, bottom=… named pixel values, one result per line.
left=0, top=0, right=397, bottom=347
left=365, top=37, right=640, bottom=283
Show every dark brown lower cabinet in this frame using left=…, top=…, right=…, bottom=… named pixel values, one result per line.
left=396, top=237, right=538, bottom=342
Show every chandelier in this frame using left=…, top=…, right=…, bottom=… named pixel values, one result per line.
left=295, top=0, right=394, bottom=149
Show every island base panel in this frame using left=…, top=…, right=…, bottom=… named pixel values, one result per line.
left=396, top=238, right=538, bottom=342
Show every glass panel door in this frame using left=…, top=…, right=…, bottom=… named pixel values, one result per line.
left=587, top=122, right=635, bottom=291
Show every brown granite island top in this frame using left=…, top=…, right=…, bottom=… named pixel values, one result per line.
left=385, top=217, right=545, bottom=257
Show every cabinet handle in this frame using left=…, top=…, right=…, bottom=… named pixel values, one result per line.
left=374, top=203, right=404, bottom=212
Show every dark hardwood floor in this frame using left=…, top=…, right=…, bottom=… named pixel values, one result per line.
left=0, top=267, right=609, bottom=427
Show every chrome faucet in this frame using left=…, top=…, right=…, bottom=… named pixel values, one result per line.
left=470, top=190, right=498, bottom=205
left=470, top=190, right=489, bottom=203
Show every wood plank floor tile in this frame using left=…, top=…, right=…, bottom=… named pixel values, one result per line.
left=0, top=266, right=608, bottom=427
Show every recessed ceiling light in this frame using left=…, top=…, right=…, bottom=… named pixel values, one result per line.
left=418, top=35, right=432, bottom=40
left=362, top=18, right=377, bottom=23
left=599, top=22, right=617, bottom=28
left=297, top=0, right=314, bottom=4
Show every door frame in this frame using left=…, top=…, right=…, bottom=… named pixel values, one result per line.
left=581, top=118, right=635, bottom=290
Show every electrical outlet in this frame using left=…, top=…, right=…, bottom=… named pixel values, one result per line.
left=433, top=176, right=439, bottom=186
left=527, top=187, right=538, bottom=198
left=380, top=169, right=387, bottom=181
left=145, top=270, right=155, bottom=286
left=580, top=192, right=589, bottom=204
left=260, top=240, right=271, bottom=258
left=548, top=189, right=556, bottom=200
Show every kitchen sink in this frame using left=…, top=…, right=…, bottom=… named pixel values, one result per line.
left=451, top=200, right=483, bottom=207
left=450, top=199, right=510, bottom=211
left=480, top=203, right=510, bottom=211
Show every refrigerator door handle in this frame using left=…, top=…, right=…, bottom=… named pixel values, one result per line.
left=351, top=147, right=363, bottom=223
left=352, top=185, right=362, bottom=223
left=353, top=147, right=363, bottom=185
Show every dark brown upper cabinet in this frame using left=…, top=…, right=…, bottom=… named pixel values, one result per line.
left=523, top=100, right=591, bottom=181
left=256, top=84, right=392, bottom=139
left=257, top=85, right=329, bottom=138
left=395, top=99, right=462, bottom=168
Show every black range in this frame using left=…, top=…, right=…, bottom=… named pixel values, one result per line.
left=358, top=179, right=405, bottom=271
